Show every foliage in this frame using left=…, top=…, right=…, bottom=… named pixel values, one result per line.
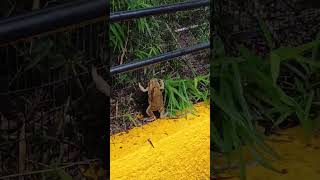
left=211, top=32, right=320, bottom=179
left=164, top=74, right=209, bottom=117
left=110, top=0, right=162, bottom=62
left=110, top=0, right=209, bottom=65
left=9, top=37, right=89, bottom=95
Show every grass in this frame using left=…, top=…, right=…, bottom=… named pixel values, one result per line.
left=110, top=0, right=162, bottom=62
left=110, top=0, right=209, bottom=83
left=212, top=19, right=320, bottom=179
left=164, top=74, right=209, bottom=117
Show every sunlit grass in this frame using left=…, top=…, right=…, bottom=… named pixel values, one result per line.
left=164, top=74, right=209, bottom=117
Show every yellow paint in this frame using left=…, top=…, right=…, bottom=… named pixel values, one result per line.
left=110, top=102, right=210, bottom=180
left=216, top=127, right=320, bottom=180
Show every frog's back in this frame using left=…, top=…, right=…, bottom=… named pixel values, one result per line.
left=149, top=82, right=164, bottom=110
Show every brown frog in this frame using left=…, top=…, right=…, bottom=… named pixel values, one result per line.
left=139, top=78, right=167, bottom=120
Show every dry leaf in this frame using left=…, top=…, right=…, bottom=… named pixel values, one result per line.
left=136, top=113, right=144, bottom=120
left=91, top=66, right=110, bottom=97
left=82, top=163, right=105, bottom=180
left=19, top=122, right=26, bottom=180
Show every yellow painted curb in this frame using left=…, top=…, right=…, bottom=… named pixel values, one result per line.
left=110, top=102, right=210, bottom=180
left=216, top=127, right=320, bottom=180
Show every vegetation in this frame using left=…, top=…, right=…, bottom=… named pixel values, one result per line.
left=110, top=0, right=210, bottom=132
left=212, top=18, right=320, bottom=179
left=0, top=1, right=108, bottom=179
left=164, top=74, right=209, bottom=117
left=110, top=0, right=209, bottom=67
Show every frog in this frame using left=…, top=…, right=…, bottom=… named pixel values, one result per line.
left=138, top=78, right=167, bottom=120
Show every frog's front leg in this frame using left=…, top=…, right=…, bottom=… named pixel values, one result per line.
left=159, top=80, right=165, bottom=90
left=146, top=106, right=156, bottom=120
left=139, top=83, right=148, bottom=92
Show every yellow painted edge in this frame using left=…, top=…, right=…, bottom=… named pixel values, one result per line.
left=110, top=102, right=210, bottom=180
left=216, top=127, right=320, bottom=180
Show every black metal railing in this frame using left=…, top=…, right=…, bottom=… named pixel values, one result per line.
left=111, top=42, right=209, bottom=75
left=110, top=0, right=209, bottom=22
left=0, top=0, right=106, bottom=45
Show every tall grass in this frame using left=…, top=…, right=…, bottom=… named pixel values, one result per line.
left=110, top=0, right=209, bottom=64
left=164, top=74, right=209, bottom=117
left=110, top=0, right=162, bottom=61
left=212, top=25, right=320, bottom=179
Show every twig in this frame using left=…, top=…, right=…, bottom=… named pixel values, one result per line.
left=174, top=23, right=208, bottom=32
left=115, top=100, right=119, bottom=119
left=18, top=120, right=26, bottom=180
left=32, top=0, right=41, bottom=10
left=213, top=161, right=259, bottom=172
left=164, top=22, right=197, bottom=78
left=25, top=159, right=49, bottom=168
left=6, top=0, right=16, bottom=17
left=119, top=22, right=130, bottom=65
left=147, top=139, right=154, bottom=148
left=266, top=138, right=292, bottom=143
left=91, top=66, right=110, bottom=97
left=60, top=159, right=100, bottom=166
left=0, top=159, right=100, bottom=179
left=1, top=65, right=106, bottom=96
left=41, top=136, right=81, bottom=149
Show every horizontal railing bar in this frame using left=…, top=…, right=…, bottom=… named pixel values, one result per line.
left=110, top=42, right=210, bottom=75
left=110, top=0, right=209, bottom=22
left=0, top=0, right=106, bottom=45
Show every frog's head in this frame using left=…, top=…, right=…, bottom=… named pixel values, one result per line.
left=149, top=78, right=164, bottom=89
left=150, top=78, right=158, bottom=83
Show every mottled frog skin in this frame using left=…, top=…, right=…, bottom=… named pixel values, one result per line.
left=139, top=78, right=166, bottom=120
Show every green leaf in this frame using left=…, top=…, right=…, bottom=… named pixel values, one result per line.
left=249, top=147, right=281, bottom=173
left=296, top=56, right=320, bottom=68
left=312, top=32, right=320, bottom=61
left=213, top=36, right=225, bottom=57
left=273, top=111, right=293, bottom=128
left=232, top=63, right=252, bottom=128
left=295, top=39, right=320, bottom=54
left=270, top=52, right=281, bottom=84
left=304, top=91, right=314, bottom=122
left=294, top=77, right=305, bottom=93
left=257, top=17, right=274, bottom=49
left=24, top=40, right=54, bottom=72
left=273, top=47, right=297, bottom=60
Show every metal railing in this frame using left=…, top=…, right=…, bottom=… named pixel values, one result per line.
left=110, top=0, right=209, bottom=22
left=110, top=0, right=210, bottom=75
left=0, top=0, right=107, bottom=45
left=111, top=43, right=209, bottom=75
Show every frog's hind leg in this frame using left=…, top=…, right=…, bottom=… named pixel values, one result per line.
left=159, top=107, right=168, bottom=119
left=146, top=106, right=156, bottom=120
